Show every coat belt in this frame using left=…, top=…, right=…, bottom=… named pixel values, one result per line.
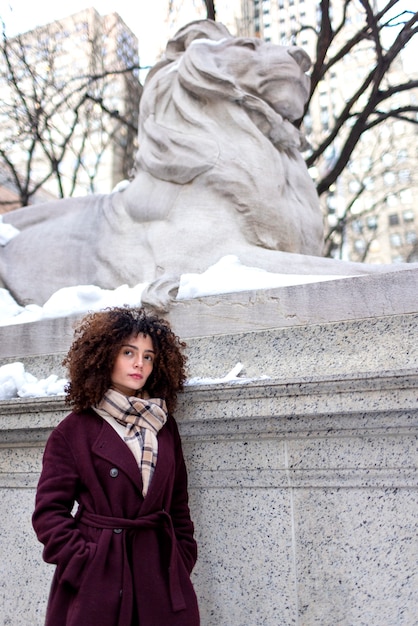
left=79, top=509, right=186, bottom=613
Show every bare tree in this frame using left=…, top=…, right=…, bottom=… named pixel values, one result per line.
left=199, top=0, right=418, bottom=261
left=0, top=9, right=141, bottom=209
left=203, top=0, right=216, bottom=21
left=285, top=0, right=418, bottom=260
left=300, top=1, right=418, bottom=193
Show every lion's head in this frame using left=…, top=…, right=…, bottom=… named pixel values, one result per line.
left=165, top=20, right=311, bottom=123
left=137, top=20, right=313, bottom=181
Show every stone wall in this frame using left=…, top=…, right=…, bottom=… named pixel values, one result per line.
left=1, top=274, right=417, bottom=625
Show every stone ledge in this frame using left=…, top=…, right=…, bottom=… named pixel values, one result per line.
left=188, top=468, right=418, bottom=489
left=2, top=468, right=416, bottom=491
left=1, top=368, right=417, bottom=441
left=1, top=311, right=417, bottom=384
left=1, top=267, right=417, bottom=360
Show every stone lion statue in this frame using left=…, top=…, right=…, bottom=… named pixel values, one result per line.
left=0, top=20, right=393, bottom=308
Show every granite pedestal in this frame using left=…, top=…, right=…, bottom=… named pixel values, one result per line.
left=0, top=271, right=417, bottom=625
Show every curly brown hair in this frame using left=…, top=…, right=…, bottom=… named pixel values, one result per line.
left=63, top=307, right=187, bottom=414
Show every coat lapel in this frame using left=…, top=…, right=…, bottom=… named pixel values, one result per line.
left=91, top=419, right=144, bottom=493
left=90, top=416, right=176, bottom=508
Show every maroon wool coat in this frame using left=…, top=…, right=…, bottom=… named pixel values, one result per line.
left=32, top=408, right=199, bottom=626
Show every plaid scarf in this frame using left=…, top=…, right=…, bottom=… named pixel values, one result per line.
left=94, top=389, right=168, bottom=497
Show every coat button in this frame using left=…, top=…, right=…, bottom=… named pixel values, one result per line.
left=110, top=468, right=119, bottom=478
left=113, top=528, right=122, bottom=534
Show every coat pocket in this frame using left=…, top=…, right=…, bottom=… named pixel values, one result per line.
left=56, top=539, right=97, bottom=590
left=66, top=529, right=123, bottom=626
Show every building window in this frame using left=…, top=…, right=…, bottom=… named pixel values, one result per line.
left=399, top=169, right=411, bottom=183
left=352, top=219, right=363, bottom=234
left=354, top=239, right=366, bottom=252
left=326, top=193, right=337, bottom=213
left=386, top=194, right=398, bottom=206
left=384, top=171, right=396, bottom=186
left=367, top=216, right=378, bottom=230
left=349, top=180, right=361, bottom=193
left=403, top=209, right=415, bottom=223
left=405, top=231, right=417, bottom=244
left=400, top=189, right=413, bottom=204
left=389, top=233, right=402, bottom=247
left=388, top=213, right=400, bottom=226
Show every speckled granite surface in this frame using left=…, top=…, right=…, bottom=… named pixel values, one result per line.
left=1, top=308, right=417, bottom=625
left=1, top=310, right=417, bottom=385
left=181, top=367, right=418, bottom=626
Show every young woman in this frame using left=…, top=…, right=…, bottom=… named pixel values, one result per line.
left=32, top=307, right=200, bottom=626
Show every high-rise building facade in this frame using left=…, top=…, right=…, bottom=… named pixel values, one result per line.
left=0, top=7, right=141, bottom=206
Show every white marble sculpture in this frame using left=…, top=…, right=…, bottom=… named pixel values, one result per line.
left=0, top=20, right=406, bottom=308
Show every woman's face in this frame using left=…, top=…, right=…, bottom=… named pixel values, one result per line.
left=111, top=333, right=155, bottom=396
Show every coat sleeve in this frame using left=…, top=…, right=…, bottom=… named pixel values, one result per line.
left=169, top=416, right=198, bottom=574
left=32, top=424, right=96, bottom=589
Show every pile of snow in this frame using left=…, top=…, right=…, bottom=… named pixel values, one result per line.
left=0, top=362, right=67, bottom=401
left=186, top=362, right=269, bottom=386
left=0, top=255, right=347, bottom=327
left=0, top=283, right=149, bottom=327
left=0, top=361, right=267, bottom=401
left=177, top=255, right=343, bottom=297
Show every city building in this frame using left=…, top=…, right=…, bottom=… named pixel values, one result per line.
left=0, top=7, right=141, bottom=207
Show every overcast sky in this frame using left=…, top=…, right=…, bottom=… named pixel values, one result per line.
left=0, top=0, right=206, bottom=66
left=1, top=1, right=416, bottom=71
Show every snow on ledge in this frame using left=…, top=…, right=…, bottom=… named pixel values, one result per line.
left=0, top=255, right=352, bottom=327
left=0, top=361, right=269, bottom=401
